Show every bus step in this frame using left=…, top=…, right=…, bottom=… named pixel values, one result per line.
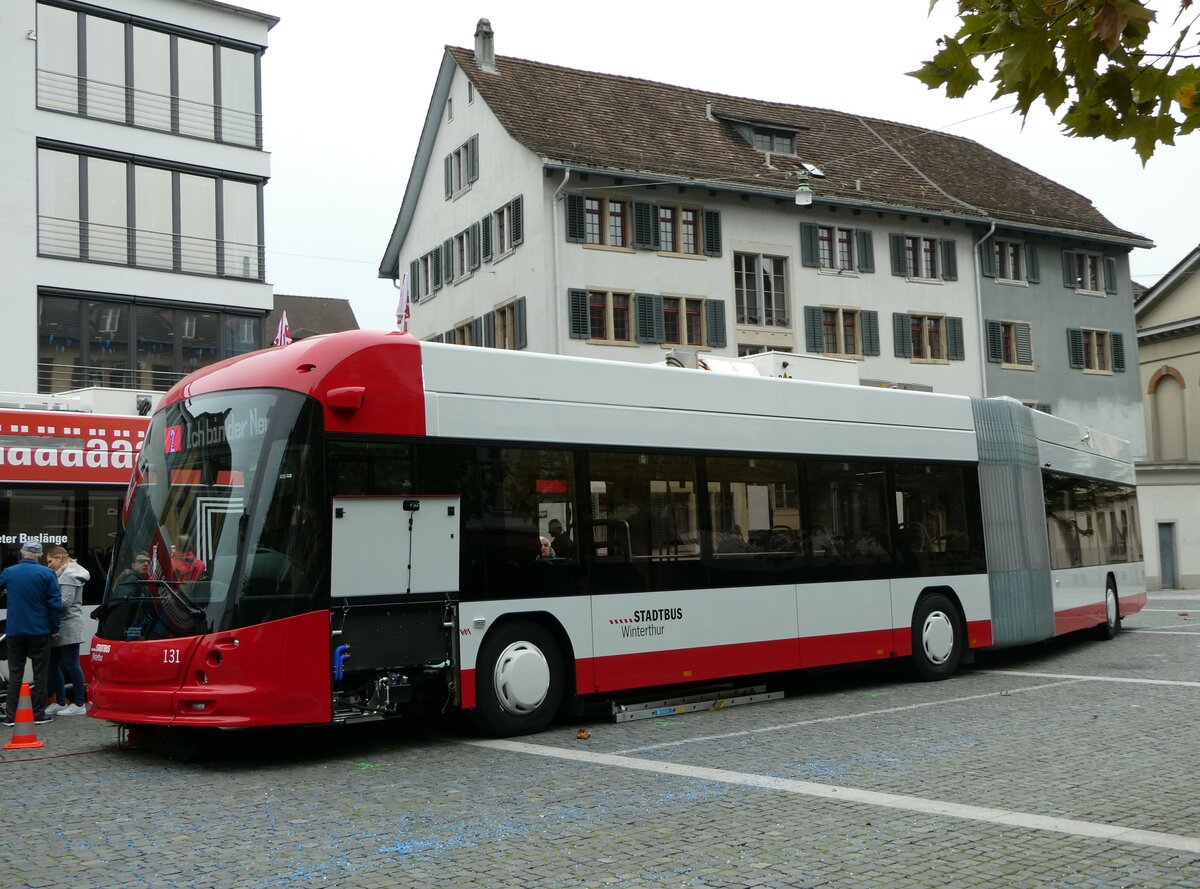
left=610, top=685, right=783, bottom=723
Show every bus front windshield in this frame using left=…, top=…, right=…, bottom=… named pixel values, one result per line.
left=98, top=389, right=328, bottom=641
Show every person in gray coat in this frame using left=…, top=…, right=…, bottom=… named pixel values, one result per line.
left=46, top=545, right=90, bottom=716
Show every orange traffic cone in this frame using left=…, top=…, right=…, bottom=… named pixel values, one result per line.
left=4, top=681, right=45, bottom=750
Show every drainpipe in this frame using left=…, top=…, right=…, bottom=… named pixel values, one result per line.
left=551, top=168, right=572, bottom=354
left=972, top=221, right=996, bottom=398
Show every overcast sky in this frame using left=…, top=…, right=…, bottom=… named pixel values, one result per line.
left=258, top=1, right=1195, bottom=329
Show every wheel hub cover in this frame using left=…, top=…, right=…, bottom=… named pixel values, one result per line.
left=1107, top=589, right=1118, bottom=625
left=493, top=641, right=550, bottom=715
left=922, top=612, right=954, bottom=664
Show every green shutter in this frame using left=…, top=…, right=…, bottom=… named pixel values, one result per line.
left=1067, top=328, right=1084, bottom=368
left=483, top=311, right=496, bottom=348
left=979, top=238, right=996, bottom=277
left=431, top=247, right=442, bottom=290
left=893, top=313, right=913, bottom=357
left=568, top=289, right=590, bottom=339
left=514, top=296, right=527, bottom=349
left=468, top=222, right=481, bottom=270
left=1062, top=251, right=1077, bottom=288
left=1111, top=331, right=1125, bottom=371
left=1015, top=323, right=1033, bottom=366
left=443, top=154, right=452, bottom=199
left=471, top=316, right=483, bottom=346
left=947, top=315, right=965, bottom=360
left=635, top=293, right=664, bottom=343
left=856, top=230, right=875, bottom=273
left=985, top=320, right=1003, bottom=362
left=862, top=310, right=880, bottom=355
left=705, top=299, right=726, bottom=348
left=442, top=237, right=454, bottom=281
left=510, top=195, right=523, bottom=246
left=803, top=305, right=824, bottom=352
left=800, top=224, right=820, bottom=268
left=940, top=239, right=958, bottom=281
left=467, top=134, right=479, bottom=183
left=565, top=194, right=585, bottom=243
left=1104, top=256, right=1118, bottom=294
left=409, top=259, right=420, bottom=303
left=703, top=209, right=722, bottom=257
left=889, top=234, right=907, bottom=276
left=480, top=214, right=492, bottom=262
left=1024, top=244, right=1040, bottom=283
left=633, top=202, right=660, bottom=250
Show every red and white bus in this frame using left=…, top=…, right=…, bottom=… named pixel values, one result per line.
left=88, top=330, right=1145, bottom=736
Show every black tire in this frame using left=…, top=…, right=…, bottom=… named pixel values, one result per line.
left=909, top=592, right=963, bottom=681
left=475, top=620, right=564, bottom=737
left=1095, top=579, right=1120, bottom=640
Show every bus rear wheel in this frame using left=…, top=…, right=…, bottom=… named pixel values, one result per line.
left=475, top=621, right=564, bottom=737
left=909, top=593, right=963, bottom=681
left=1095, top=580, right=1120, bottom=640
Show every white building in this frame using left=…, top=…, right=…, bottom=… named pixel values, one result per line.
left=1, top=0, right=277, bottom=397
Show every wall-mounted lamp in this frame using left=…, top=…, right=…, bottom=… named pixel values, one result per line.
left=794, top=175, right=813, bottom=207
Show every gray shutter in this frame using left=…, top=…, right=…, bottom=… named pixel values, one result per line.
left=633, top=201, right=660, bottom=250
left=1111, top=331, right=1125, bottom=372
left=443, top=154, right=452, bottom=199
left=979, top=238, right=996, bottom=277
left=856, top=230, right=875, bottom=273
left=483, top=311, right=496, bottom=348
left=514, top=296, right=527, bottom=349
left=702, top=209, right=722, bottom=257
left=442, top=237, right=454, bottom=282
left=409, top=259, right=420, bottom=302
left=468, top=223, right=481, bottom=271
left=431, top=246, right=443, bottom=290
left=471, top=316, right=483, bottom=346
left=893, top=312, right=913, bottom=357
left=1062, top=250, right=1077, bottom=288
left=510, top=195, right=523, bottom=245
left=985, top=320, right=1003, bottom=363
left=803, top=305, right=824, bottom=353
left=1067, top=328, right=1084, bottom=368
left=1016, top=323, right=1033, bottom=366
left=940, top=239, right=958, bottom=281
left=1104, top=256, right=1118, bottom=294
left=467, top=134, right=479, bottom=183
left=889, top=234, right=907, bottom=276
left=947, top=315, right=965, bottom=360
left=1024, top=244, right=1040, bottom=283
left=480, top=214, right=492, bottom=262
left=568, top=289, right=590, bottom=339
left=862, top=310, right=880, bottom=356
left=635, top=293, right=664, bottom=343
left=800, top=224, right=820, bottom=268
left=565, top=194, right=586, bottom=243
left=705, top=299, right=727, bottom=348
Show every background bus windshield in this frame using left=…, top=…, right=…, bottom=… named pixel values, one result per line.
left=98, top=389, right=328, bottom=641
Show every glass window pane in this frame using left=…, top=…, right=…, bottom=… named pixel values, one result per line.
left=806, top=460, right=890, bottom=568
left=86, top=157, right=127, bottom=264
left=179, top=310, right=220, bottom=369
left=179, top=173, right=216, bottom=274
left=135, top=305, right=177, bottom=390
left=85, top=15, right=126, bottom=122
left=177, top=38, right=215, bottom=138
left=38, top=149, right=81, bottom=258
left=705, top=456, right=803, bottom=567
left=37, top=296, right=83, bottom=393
left=37, top=4, right=78, bottom=112
left=222, top=180, right=259, bottom=279
left=87, top=300, right=130, bottom=388
left=134, top=166, right=173, bottom=269
left=220, top=47, right=258, bottom=146
left=132, top=27, right=171, bottom=131
left=225, top=314, right=261, bottom=358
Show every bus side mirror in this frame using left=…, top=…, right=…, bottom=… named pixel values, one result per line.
left=327, top=386, right=366, bottom=412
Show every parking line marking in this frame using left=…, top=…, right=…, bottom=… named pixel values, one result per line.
left=1127, top=629, right=1200, bottom=636
left=1140, top=609, right=1195, bottom=613
left=612, top=680, right=1082, bottom=755
left=980, top=669, right=1200, bottom=687
left=467, top=738, right=1200, bottom=854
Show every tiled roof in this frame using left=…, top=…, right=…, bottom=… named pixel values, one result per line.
left=269, top=294, right=359, bottom=340
left=448, top=47, right=1147, bottom=245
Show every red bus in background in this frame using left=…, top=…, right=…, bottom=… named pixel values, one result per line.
left=88, top=331, right=1144, bottom=737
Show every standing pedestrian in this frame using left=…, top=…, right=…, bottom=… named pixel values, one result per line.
left=45, top=545, right=90, bottom=716
left=1, top=541, right=62, bottom=725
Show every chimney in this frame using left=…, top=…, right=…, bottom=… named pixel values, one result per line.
left=474, top=19, right=496, bottom=73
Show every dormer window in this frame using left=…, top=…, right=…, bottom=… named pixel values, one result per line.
left=750, top=127, right=795, bottom=155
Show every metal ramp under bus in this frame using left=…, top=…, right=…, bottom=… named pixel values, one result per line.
left=610, top=685, right=784, bottom=723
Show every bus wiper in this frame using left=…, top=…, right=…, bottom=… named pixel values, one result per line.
left=153, top=579, right=205, bottom=619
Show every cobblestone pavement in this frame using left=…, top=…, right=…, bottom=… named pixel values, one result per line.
left=3, top=594, right=1199, bottom=888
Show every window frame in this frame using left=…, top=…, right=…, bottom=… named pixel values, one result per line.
left=657, top=204, right=702, bottom=256
left=909, top=313, right=947, bottom=363
left=583, top=197, right=631, bottom=249
left=994, top=239, right=1025, bottom=283
left=818, top=225, right=855, bottom=271
left=587, top=290, right=634, bottom=345
left=820, top=306, right=861, bottom=356
left=734, top=252, right=790, bottom=328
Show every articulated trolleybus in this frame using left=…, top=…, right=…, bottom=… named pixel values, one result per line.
left=89, top=330, right=1145, bottom=736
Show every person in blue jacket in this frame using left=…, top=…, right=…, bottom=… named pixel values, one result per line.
left=1, top=541, right=62, bottom=725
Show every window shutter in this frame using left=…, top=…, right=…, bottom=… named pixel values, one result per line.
left=480, top=214, right=492, bottom=262
left=443, top=154, right=452, bottom=199
left=856, top=230, right=875, bottom=273
left=1061, top=250, right=1077, bottom=288
left=947, top=315, right=965, bottom=360
left=1024, top=244, right=1040, bottom=283
left=442, top=238, right=454, bottom=282
left=471, top=316, right=483, bottom=346
left=803, top=305, right=824, bottom=353
left=468, top=223, right=481, bottom=271
left=862, top=310, right=880, bottom=355
left=705, top=299, right=727, bottom=348
left=467, top=134, right=479, bottom=183
left=568, top=289, right=590, bottom=339
left=1016, top=323, right=1033, bottom=366
left=1067, top=328, right=1084, bottom=368
left=565, top=194, right=586, bottom=243
left=432, top=247, right=442, bottom=290
left=483, top=311, right=496, bottom=348
left=444, top=329, right=454, bottom=344
left=1104, top=256, right=1118, bottom=294
left=979, top=238, right=996, bottom=277
left=940, top=239, right=958, bottom=281
left=510, top=195, right=523, bottom=245
left=985, top=320, right=1003, bottom=363
left=1111, top=331, right=1125, bottom=372
left=635, top=293, right=664, bottom=343
left=893, top=312, right=913, bottom=357
left=409, top=259, right=420, bottom=303
left=633, top=201, right=660, bottom=250
left=800, top=224, right=820, bottom=268
left=703, top=209, right=722, bottom=256
left=514, top=296, right=527, bottom=349
left=889, top=234, right=907, bottom=276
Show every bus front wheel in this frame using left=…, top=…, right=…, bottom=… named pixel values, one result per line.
left=1095, top=580, right=1120, bottom=640
left=475, top=620, right=564, bottom=737
left=909, top=593, right=963, bottom=681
